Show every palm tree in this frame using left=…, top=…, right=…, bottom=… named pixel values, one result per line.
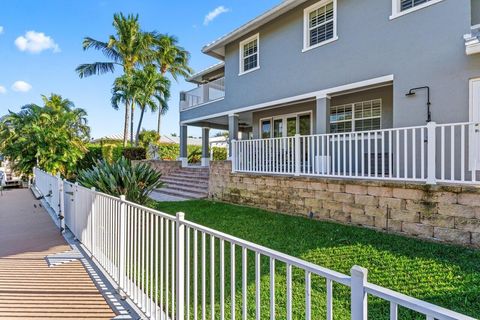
left=76, top=13, right=155, bottom=146
left=111, top=74, right=137, bottom=145
left=153, top=34, right=192, bottom=135
left=133, top=65, right=171, bottom=144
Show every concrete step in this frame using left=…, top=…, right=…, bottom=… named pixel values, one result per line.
left=161, top=178, right=208, bottom=189
left=162, top=182, right=208, bottom=194
left=152, top=188, right=207, bottom=199
left=167, top=173, right=209, bottom=180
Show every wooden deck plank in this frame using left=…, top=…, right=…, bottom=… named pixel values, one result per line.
left=0, top=189, right=116, bottom=319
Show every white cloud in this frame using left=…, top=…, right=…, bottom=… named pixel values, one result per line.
left=11, top=81, right=32, bottom=92
left=15, top=31, right=60, bottom=53
left=204, top=6, right=230, bottom=25
left=0, top=86, right=6, bottom=94
left=0, top=26, right=4, bottom=35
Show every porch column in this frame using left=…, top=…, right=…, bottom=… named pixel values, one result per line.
left=316, top=96, right=331, bottom=134
left=228, top=114, right=239, bottom=158
left=179, top=124, right=188, bottom=167
left=201, top=127, right=210, bottom=166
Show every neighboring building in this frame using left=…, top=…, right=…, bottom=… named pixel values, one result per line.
left=179, top=0, right=480, bottom=186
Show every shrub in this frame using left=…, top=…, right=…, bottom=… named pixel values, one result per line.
left=138, top=130, right=160, bottom=149
left=157, top=143, right=180, bottom=160
left=77, top=157, right=164, bottom=205
left=188, top=145, right=202, bottom=163
left=76, top=145, right=103, bottom=171
left=212, top=147, right=228, bottom=161
left=122, top=147, right=146, bottom=160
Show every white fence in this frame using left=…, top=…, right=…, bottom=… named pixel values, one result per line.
left=232, top=121, right=480, bottom=185
left=33, top=167, right=62, bottom=216
left=33, top=169, right=476, bottom=320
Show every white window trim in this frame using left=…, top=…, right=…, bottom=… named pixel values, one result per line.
left=259, top=111, right=313, bottom=138
left=390, top=0, right=445, bottom=20
left=330, top=99, right=383, bottom=133
left=239, top=33, right=260, bottom=76
left=302, top=0, right=338, bottom=53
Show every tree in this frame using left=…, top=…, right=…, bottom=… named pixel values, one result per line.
left=133, top=65, right=170, bottom=143
left=76, top=13, right=155, bottom=147
left=0, top=94, right=90, bottom=177
left=153, top=34, right=192, bottom=134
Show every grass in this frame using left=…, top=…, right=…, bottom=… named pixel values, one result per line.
left=148, top=199, right=480, bottom=319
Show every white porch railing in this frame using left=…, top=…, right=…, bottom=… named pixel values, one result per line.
left=32, top=168, right=476, bottom=320
left=181, top=77, right=225, bottom=111
left=232, top=121, right=480, bottom=185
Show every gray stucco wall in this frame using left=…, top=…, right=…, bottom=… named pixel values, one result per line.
left=473, top=0, right=480, bottom=25
left=181, top=0, right=480, bottom=129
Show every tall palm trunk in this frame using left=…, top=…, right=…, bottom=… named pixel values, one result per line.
left=156, top=110, right=161, bottom=135
left=136, top=107, right=146, bottom=146
left=123, top=100, right=130, bottom=147
left=130, top=99, right=135, bottom=145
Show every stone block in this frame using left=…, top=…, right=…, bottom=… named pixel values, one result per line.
left=402, top=222, right=434, bottom=238
left=355, top=195, right=379, bottom=206
left=299, top=189, right=315, bottom=198
left=351, top=213, right=375, bottom=226
left=327, top=183, right=345, bottom=193
left=315, top=191, right=334, bottom=201
left=428, top=192, right=458, bottom=204
left=330, top=211, right=351, bottom=223
left=367, top=186, right=393, bottom=198
left=420, top=214, right=455, bottom=228
left=374, top=216, right=388, bottom=229
left=310, top=181, right=327, bottom=191
left=387, top=219, right=402, bottom=232
left=334, top=193, right=355, bottom=204
left=458, top=193, right=480, bottom=206
left=405, top=200, right=437, bottom=214
left=343, top=204, right=365, bottom=215
left=434, top=227, right=471, bottom=245
left=472, top=232, right=480, bottom=247
left=305, top=198, right=322, bottom=210
left=314, top=208, right=331, bottom=220
left=323, top=201, right=342, bottom=212
left=364, top=205, right=387, bottom=217
left=389, top=209, right=420, bottom=223
left=345, top=185, right=368, bottom=195
left=455, top=218, right=480, bottom=233
left=379, top=197, right=405, bottom=209
left=437, top=203, right=476, bottom=219
left=392, top=188, right=425, bottom=200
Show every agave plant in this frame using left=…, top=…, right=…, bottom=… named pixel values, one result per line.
left=77, top=157, right=163, bottom=204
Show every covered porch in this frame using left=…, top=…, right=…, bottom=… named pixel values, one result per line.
left=179, top=76, right=480, bottom=185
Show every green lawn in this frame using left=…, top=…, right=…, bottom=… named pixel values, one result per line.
left=149, top=199, right=480, bottom=319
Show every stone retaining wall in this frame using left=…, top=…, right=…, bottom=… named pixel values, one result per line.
left=135, top=160, right=181, bottom=175
left=209, top=161, right=480, bottom=247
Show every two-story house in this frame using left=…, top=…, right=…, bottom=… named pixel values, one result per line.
left=178, top=0, right=480, bottom=185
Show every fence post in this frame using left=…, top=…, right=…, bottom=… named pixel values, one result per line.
left=295, top=134, right=301, bottom=176
left=351, top=265, right=368, bottom=320
left=73, top=182, right=79, bottom=239
left=231, top=140, right=237, bottom=173
left=90, top=187, right=96, bottom=259
left=176, top=212, right=186, bottom=320
left=57, top=174, right=65, bottom=234
left=118, top=195, right=126, bottom=298
left=426, top=122, right=437, bottom=185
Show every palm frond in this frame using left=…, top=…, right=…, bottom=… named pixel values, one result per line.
left=75, top=62, right=116, bottom=78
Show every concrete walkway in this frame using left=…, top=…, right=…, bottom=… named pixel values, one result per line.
left=0, top=189, right=116, bottom=319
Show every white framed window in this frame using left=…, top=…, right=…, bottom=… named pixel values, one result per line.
left=239, top=34, right=260, bottom=76
left=259, top=111, right=313, bottom=138
left=330, top=99, right=382, bottom=133
left=303, top=0, right=338, bottom=52
left=390, top=0, right=445, bottom=20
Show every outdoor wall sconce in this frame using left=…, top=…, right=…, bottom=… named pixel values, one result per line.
left=406, top=86, right=432, bottom=123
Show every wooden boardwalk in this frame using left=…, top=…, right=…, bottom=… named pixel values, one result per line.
left=0, top=189, right=116, bottom=319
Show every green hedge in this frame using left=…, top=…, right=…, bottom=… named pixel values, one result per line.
left=122, top=147, right=146, bottom=160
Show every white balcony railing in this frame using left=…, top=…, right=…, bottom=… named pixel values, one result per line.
left=33, top=168, right=476, bottom=320
left=181, top=77, right=225, bottom=111
left=232, top=121, right=480, bottom=185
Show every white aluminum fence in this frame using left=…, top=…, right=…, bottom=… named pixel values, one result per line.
left=33, top=169, right=476, bottom=320
left=232, top=121, right=480, bottom=185
left=33, top=167, right=62, bottom=217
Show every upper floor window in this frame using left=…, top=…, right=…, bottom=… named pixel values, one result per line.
left=391, top=0, right=445, bottom=19
left=303, top=0, right=338, bottom=52
left=239, top=34, right=260, bottom=75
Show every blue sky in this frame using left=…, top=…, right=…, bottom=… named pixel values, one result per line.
left=0, top=0, right=279, bottom=139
